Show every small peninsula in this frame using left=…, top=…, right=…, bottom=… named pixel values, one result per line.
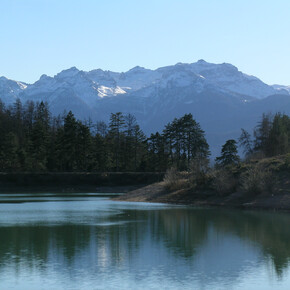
left=115, top=155, right=290, bottom=211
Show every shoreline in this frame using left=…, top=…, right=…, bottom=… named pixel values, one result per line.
left=113, top=182, right=290, bottom=212
left=0, top=185, right=143, bottom=194
left=0, top=172, right=164, bottom=194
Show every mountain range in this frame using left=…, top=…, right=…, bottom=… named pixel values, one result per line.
left=1, top=59, right=290, bottom=156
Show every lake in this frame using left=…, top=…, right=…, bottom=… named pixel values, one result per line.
left=0, top=193, right=290, bottom=289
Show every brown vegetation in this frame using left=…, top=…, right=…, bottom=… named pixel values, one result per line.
left=116, top=155, right=290, bottom=210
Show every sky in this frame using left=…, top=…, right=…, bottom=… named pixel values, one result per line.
left=1, top=0, right=290, bottom=85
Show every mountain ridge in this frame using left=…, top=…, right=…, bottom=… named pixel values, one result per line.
left=1, top=60, right=290, bottom=156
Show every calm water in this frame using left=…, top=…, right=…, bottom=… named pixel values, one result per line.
left=0, top=194, right=290, bottom=289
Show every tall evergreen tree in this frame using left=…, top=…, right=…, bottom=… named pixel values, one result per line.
left=0, top=132, right=19, bottom=170
left=58, top=111, right=78, bottom=171
left=267, top=113, right=290, bottom=156
left=215, top=139, right=240, bottom=167
left=109, top=112, right=125, bottom=171
left=29, top=102, right=51, bottom=170
left=239, top=128, right=253, bottom=156
left=163, top=113, right=210, bottom=170
left=75, top=121, right=93, bottom=170
left=254, top=113, right=272, bottom=153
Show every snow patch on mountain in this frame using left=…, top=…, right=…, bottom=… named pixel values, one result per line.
left=272, top=84, right=290, bottom=94
left=0, top=60, right=289, bottom=113
left=0, top=76, right=28, bottom=104
left=97, top=86, right=127, bottom=98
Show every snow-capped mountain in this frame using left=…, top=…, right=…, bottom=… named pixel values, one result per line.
left=0, top=76, right=27, bottom=104
left=2, top=60, right=285, bottom=106
left=1, top=60, right=290, bottom=155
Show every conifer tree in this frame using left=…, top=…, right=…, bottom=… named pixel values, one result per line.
left=215, top=139, right=240, bottom=167
left=254, top=113, right=272, bottom=153
left=239, top=128, right=253, bottom=156
left=60, top=111, right=78, bottom=171
left=0, top=132, right=19, bottom=170
left=29, top=102, right=51, bottom=169
left=267, top=113, right=290, bottom=156
left=109, top=112, right=125, bottom=171
left=75, top=121, right=93, bottom=170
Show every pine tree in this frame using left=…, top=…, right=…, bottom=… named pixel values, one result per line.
left=162, top=113, right=210, bottom=170
left=96, top=121, right=108, bottom=137
left=109, top=112, right=125, bottom=171
left=92, top=133, right=111, bottom=171
left=215, top=139, right=240, bottom=167
left=0, top=132, right=19, bottom=170
left=59, top=111, right=78, bottom=171
left=75, top=121, right=93, bottom=170
left=239, top=128, right=253, bottom=156
left=133, top=124, right=146, bottom=171
left=147, top=132, right=168, bottom=171
left=254, top=113, right=272, bottom=153
left=267, top=113, right=290, bottom=156
left=29, top=102, right=51, bottom=170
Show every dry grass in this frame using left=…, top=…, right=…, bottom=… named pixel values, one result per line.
left=162, top=155, right=287, bottom=196
left=163, top=167, right=189, bottom=191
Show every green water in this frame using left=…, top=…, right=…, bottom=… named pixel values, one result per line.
left=0, top=194, right=290, bottom=289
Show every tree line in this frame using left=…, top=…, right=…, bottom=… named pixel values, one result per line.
left=0, top=99, right=210, bottom=172
left=1, top=99, right=289, bottom=172
left=213, top=112, right=290, bottom=168
left=239, top=113, right=290, bottom=159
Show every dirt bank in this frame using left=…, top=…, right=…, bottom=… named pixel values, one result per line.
left=114, top=181, right=290, bottom=211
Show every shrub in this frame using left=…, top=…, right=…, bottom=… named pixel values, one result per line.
left=163, top=167, right=188, bottom=191
left=189, top=157, right=210, bottom=188
left=211, top=168, right=238, bottom=195
left=240, top=165, right=275, bottom=195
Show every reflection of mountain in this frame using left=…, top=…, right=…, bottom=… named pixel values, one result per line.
left=0, top=200, right=290, bottom=288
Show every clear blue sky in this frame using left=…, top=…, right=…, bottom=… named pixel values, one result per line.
left=1, top=0, right=290, bottom=85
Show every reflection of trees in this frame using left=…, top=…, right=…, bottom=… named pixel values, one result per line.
left=105, top=211, right=149, bottom=265
left=208, top=210, right=290, bottom=277
left=149, top=209, right=209, bottom=258
left=0, top=211, right=150, bottom=273
left=0, top=207, right=290, bottom=278
left=153, top=208, right=290, bottom=276
left=0, top=225, right=91, bottom=268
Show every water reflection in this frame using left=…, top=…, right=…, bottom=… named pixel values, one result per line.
left=0, top=199, right=290, bottom=289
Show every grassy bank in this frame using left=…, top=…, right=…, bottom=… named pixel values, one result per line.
left=0, top=172, right=164, bottom=193
left=115, top=155, right=290, bottom=211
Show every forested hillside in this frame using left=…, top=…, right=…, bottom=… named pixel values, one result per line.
left=0, top=99, right=209, bottom=172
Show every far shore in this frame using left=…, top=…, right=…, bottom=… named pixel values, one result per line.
left=0, top=172, right=164, bottom=194
left=0, top=185, right=142, bottom=194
